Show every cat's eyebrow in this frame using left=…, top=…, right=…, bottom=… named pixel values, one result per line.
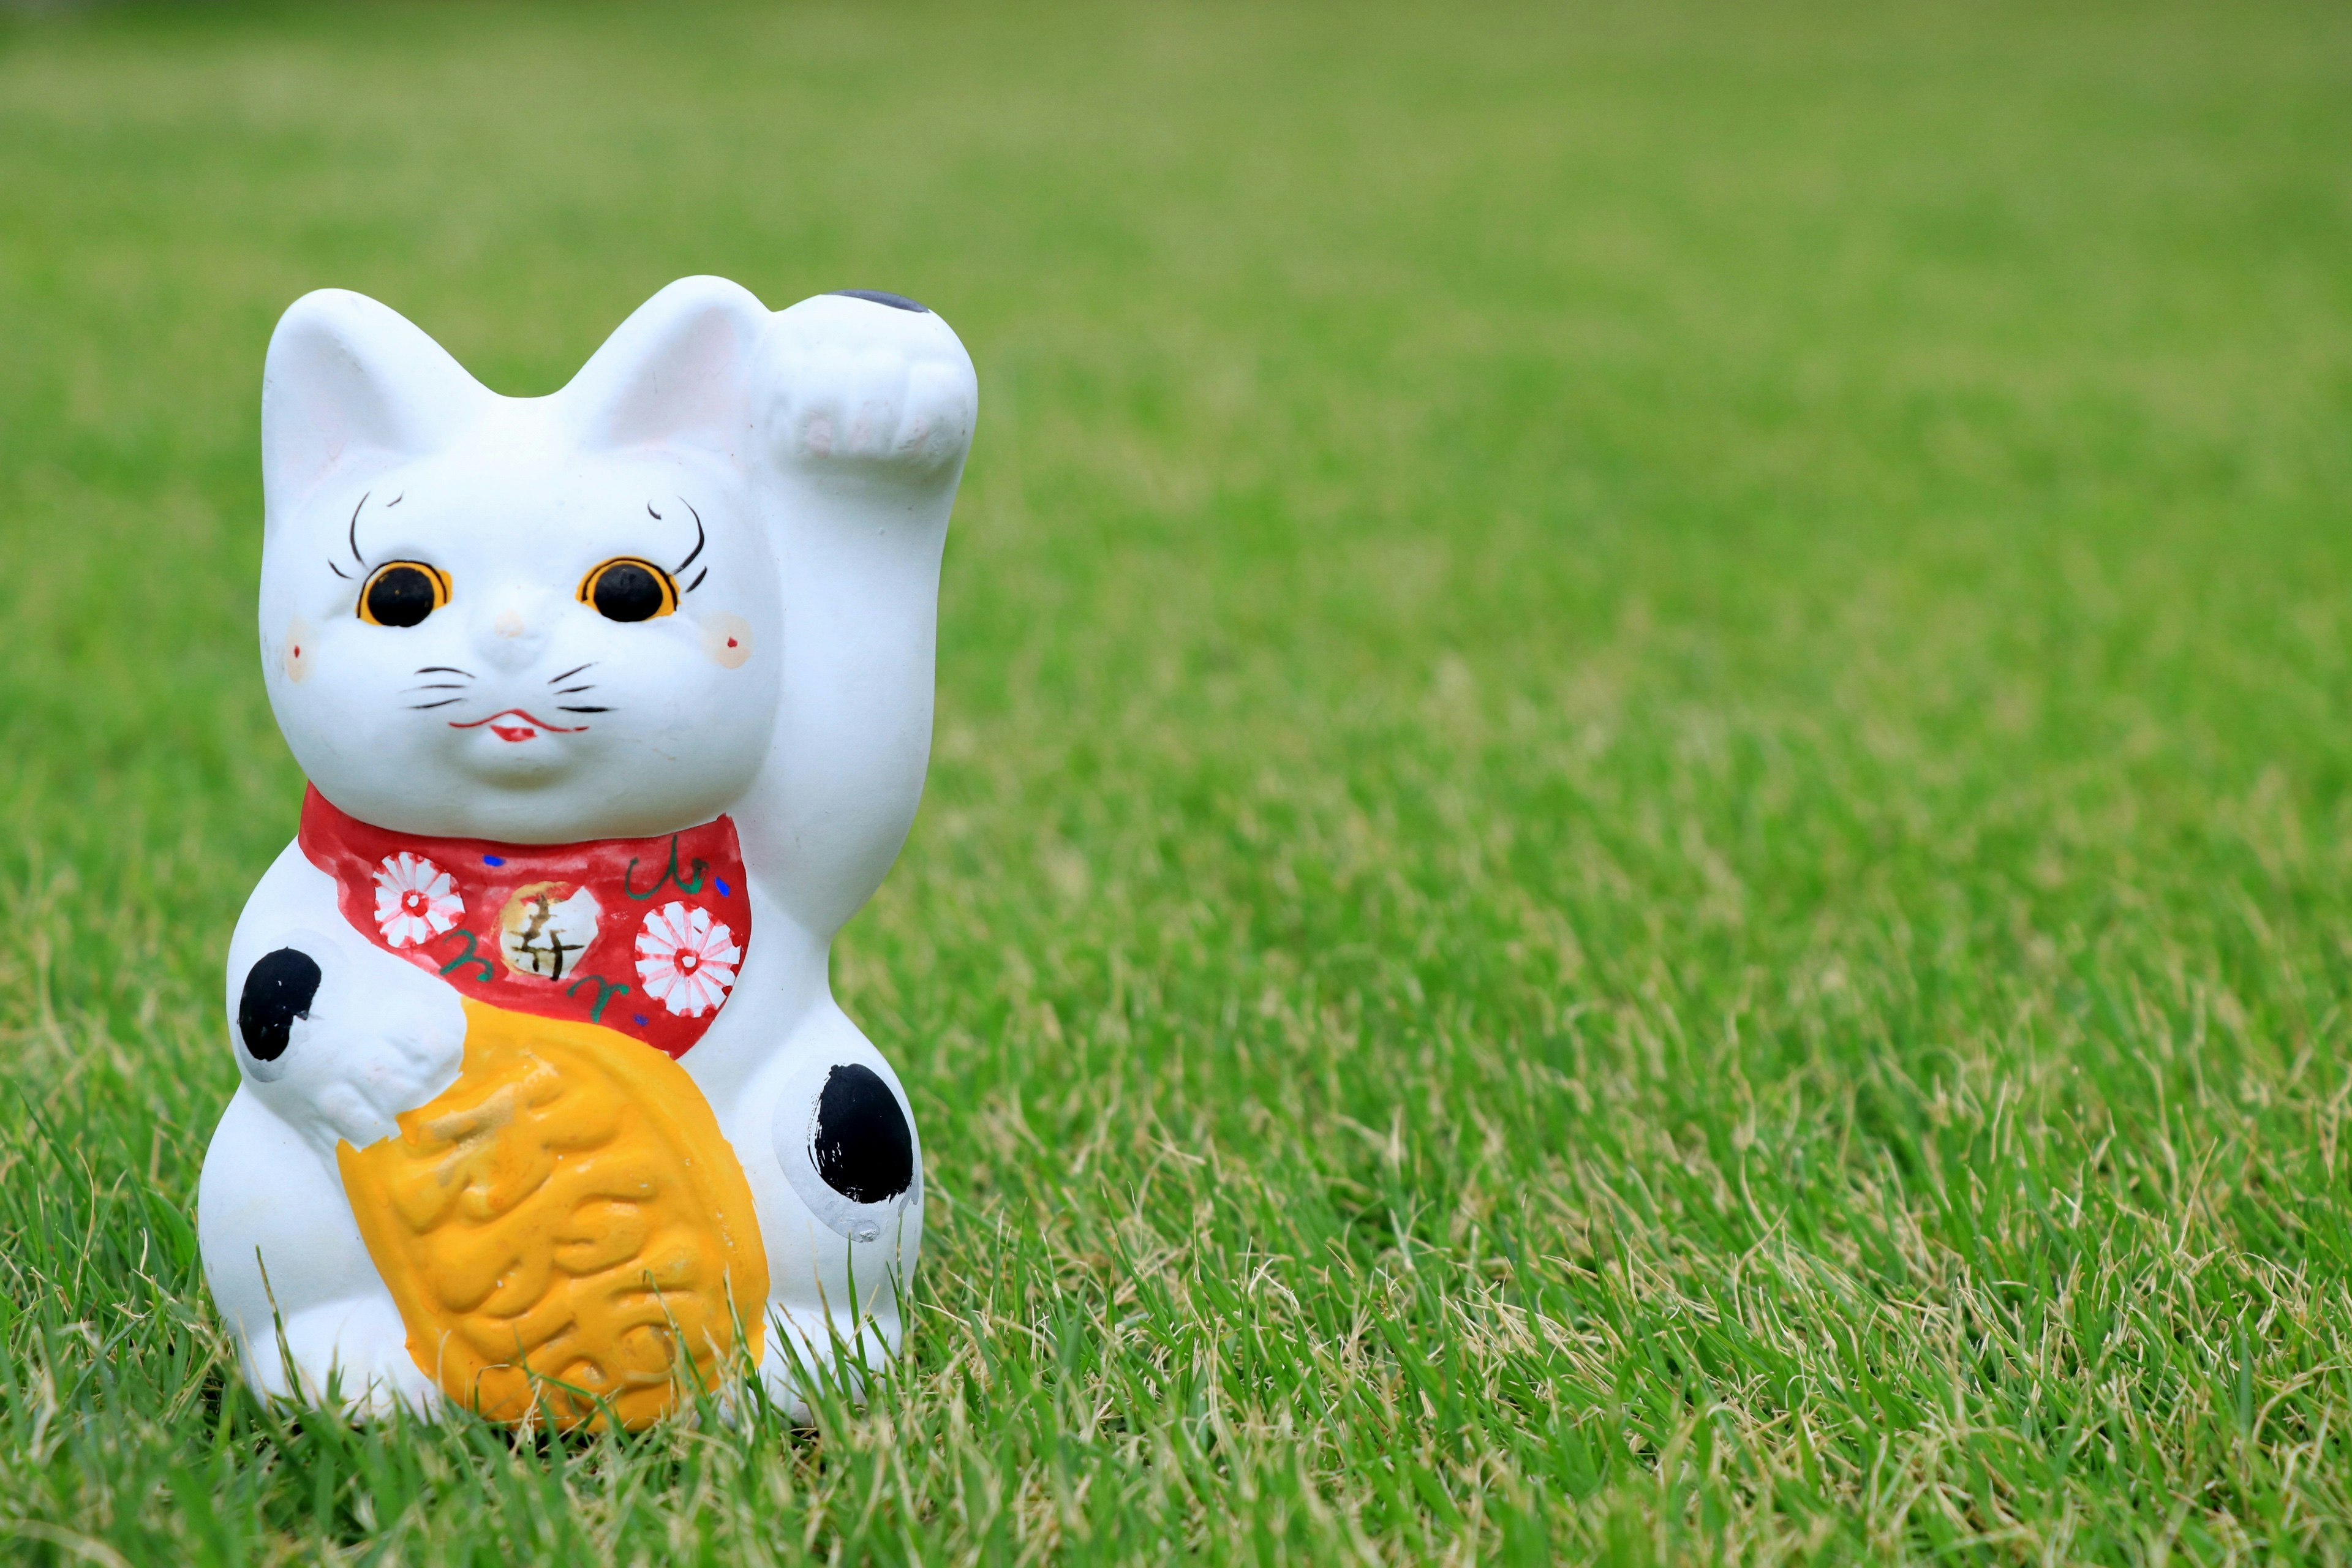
left=673, top=499, right=706, bottom=579
left=347, top=492, right=369, bottom=568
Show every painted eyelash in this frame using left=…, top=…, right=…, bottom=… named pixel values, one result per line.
left=325, top=491, right=372, bottom=580
left=331, top=491, right=412, bottom=579
left=673, top=500, right=706, bottom=576
left=643, top=500, right=707, bottom=596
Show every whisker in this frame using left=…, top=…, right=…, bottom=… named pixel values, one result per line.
left=556, top=685, right=595, bottom=695
left=417, top=666, right=474, bottom=677
left=405, top=683, right=469, bottom=692
left=409, top=699, right=463, bottom=710
left=557, top=706, right=611, bottom=714
left=548, top=663, right=595, bottom=685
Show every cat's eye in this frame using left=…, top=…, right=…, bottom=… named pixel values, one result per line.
left=579, top=557, right=678, bottom=623
left=358, top=562, right=451, bottom=628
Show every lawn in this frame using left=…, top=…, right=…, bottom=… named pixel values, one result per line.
left=3, top=0, right=2351, bottom=1561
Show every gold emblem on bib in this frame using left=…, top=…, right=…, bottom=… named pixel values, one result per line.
left=496, top=880, right=603, bottom=981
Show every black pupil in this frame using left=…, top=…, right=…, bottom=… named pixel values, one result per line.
left=592, top=562, right=666, bottom=622
left=365, top=566, right=437, bottom=628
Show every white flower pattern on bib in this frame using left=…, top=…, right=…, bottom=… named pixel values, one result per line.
left=372, top=853, right=462, bottom=948
left=635, top=901, right=740, bottom=1017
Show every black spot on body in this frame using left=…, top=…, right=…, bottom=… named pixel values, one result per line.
left=238, top=948, right=322, bottom=1062
left=830, top=288, right=929, bottom=314
left=812, top=1064, right=913, bottom=1204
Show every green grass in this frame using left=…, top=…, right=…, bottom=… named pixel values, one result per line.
left=3, top=0, right=2351, bottom=1560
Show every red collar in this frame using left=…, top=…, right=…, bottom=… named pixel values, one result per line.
left=297, top=785, right=753, bottom=1060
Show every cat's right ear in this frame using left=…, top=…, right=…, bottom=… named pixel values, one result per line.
left=260, top=290, right=490, bottom=531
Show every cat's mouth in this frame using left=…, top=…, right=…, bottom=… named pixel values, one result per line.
left=448, top=708, right=589, bottom=744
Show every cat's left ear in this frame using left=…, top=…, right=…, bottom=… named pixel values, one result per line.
left=559, top=276, right=771, bottom=462
left=262, top=289, right=491, bottom=531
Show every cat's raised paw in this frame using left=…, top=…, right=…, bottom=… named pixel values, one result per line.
left=760, top=293, right=977, bottom=480
left=829, top=288, right=928, bottom=314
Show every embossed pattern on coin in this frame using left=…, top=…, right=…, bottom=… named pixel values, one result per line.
left=339, top=999, right=767, bottom=1429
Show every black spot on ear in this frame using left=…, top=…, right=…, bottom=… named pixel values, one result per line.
left=830, top=288, right=929, bottom=314
left=812, top=1064, right=913, bottom=1205
left=238, top=948, right=322, bottom=1063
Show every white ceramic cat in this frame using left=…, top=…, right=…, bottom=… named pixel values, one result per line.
left=195, top=277, right=975, bottom=1423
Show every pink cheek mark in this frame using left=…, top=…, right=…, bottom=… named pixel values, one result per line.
left=703, top=612, right=753, bottom=669
left=284, top=616, right=315, bottom=683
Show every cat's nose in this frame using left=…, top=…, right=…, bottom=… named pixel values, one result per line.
left=473, top=595, right=551, bottom=669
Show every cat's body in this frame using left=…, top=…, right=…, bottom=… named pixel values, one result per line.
left=195, top=279, right=975, bottom=1419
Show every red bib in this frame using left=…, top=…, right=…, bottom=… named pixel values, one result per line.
left=298, top=785, right=753, bottom=1060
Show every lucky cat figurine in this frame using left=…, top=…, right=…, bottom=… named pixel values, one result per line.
left=194, top=277, right=976, bottom=1425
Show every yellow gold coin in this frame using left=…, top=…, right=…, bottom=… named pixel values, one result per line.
left=337, top=999, right=767, bottom=1429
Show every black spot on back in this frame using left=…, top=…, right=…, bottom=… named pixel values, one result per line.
left=238, top=948, right=322, bottom=1063
left=812, top=1063, right=913, bottom=1205
left=830, top=288, right=929, bottom=314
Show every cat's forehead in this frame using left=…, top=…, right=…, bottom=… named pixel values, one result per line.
left=314, top=445, right=737, bottom=571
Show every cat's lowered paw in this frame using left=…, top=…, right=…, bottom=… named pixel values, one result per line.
left=233, top=936, right=466, bottom=1154
left=760, top=292, right=977, bottom=481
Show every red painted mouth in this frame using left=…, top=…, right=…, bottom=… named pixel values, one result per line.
left=449, top=708, right=587, bottom=744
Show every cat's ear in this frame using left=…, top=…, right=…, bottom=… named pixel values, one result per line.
left=261, top=290, right=489, bottom=528
left=558, top=276, right=769, bottom=461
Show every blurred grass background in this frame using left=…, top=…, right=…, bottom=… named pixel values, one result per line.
left=4, top=0, right=2351, bottom=1562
